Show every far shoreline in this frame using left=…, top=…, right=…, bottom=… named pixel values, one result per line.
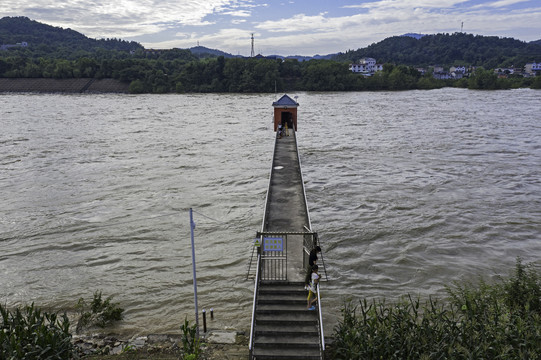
left=0, top=78, right=130, bottom=93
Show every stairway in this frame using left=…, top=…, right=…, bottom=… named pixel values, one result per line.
left=252, top=282, right=322, bottom=360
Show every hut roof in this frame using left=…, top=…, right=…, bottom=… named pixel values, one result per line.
left=272, top=94, right=298, bottom=107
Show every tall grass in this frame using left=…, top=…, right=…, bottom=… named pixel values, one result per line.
left=332, top=258, right=541, bottom=359
left=0, top=303, right=73, bottom=359
left=180, top=317, right=202, bottom=360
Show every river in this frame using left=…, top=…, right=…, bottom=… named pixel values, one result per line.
left=1, top=88, right=540, bottom=336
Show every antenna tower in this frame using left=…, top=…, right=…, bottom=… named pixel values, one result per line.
left=251, top=33, right=255, bottom=57
left=461, top=22, right=464, bottom=32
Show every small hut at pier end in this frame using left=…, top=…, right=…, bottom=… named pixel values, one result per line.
left=272, top=94, right=298, bottom=132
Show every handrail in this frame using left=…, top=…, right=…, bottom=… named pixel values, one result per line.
left=248, top=252, right=261, bottom=355
left=317, top=283, right=325, bottom=353
left=261, top=130, right=280, bottom=233
left=315, top=233, right=328, bottom=281
left=303, top=226, right=328, bottom=282
left=295, top=129, right=313, bottom=230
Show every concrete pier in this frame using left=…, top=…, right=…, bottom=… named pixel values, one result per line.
left=262, top=129, right=310, bottom=282
left=249, top=95, right=324, bottom=360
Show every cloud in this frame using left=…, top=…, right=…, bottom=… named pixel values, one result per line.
left=5, top=0, right=241, bottom=38
left=344, top=0, right=470, bottom=10
left=256, top=12, right=338, bottom=33
left=484, top=0, right=531, bottom=7
left=222, top=10, right=252, bottom=17
left=2, top=0, right=541, bottom=56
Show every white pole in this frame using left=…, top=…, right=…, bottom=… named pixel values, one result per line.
left=190, top=208, right=200, bottom=336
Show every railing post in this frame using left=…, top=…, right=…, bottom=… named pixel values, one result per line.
left=317, top=284, right=325, bottom=353
left=189, top=208, right=200, bottom=336
left=249, top=252, right=261, bottom=358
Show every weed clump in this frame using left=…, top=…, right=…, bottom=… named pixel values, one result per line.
left=76, top=290, right=124, bottom=333
left=180, top=317, right=203, bottom=360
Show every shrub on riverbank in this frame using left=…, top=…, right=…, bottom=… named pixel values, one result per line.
left=76, top=290, right=124, bottom=333
left=332, top=258, right=541, bottom=359
left=0, top=303, right=73, bottom=359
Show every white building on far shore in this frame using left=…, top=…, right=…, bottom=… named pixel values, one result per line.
left=349, top=57, right=383, bottom=76
left=524, top=61, right=541, bottom=75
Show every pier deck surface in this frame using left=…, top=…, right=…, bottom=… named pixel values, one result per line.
left=250, top=127, right=324, bottom=360
left=263, top=129, right=309, bottom=282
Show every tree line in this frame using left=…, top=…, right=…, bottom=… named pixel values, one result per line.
left=1, top=54, right=540, bottom=93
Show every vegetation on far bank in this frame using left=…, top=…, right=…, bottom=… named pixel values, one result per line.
left=1, top=54, right=540, bottom=94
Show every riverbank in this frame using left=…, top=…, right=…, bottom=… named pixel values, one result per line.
left=0, top=78, right=129, bottom=93
left=75, top=331, right=249, bottom=359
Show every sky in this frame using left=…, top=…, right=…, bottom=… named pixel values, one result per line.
left=3, top=0, right=541, bottom=56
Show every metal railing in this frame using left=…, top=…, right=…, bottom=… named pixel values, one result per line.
left=256, top=231, right=316, bottom=282
left=303, top=226, right=328, bottom=281
left=295, top=127, right=312, bottom=230
left=248, top=252, right=261, bottom=358
left=317, top=283, right=325, bottom=356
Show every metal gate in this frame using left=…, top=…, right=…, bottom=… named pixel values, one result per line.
left=255, top=231, right=318, bottom=281
left=258, top=232, right=288, bottom=281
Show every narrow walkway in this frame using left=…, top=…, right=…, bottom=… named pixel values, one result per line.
left=262, top=129, right=310, bottom=282
left=250, top=126, right=324, bottom=359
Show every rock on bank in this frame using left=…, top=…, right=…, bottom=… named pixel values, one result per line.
left=0, top=78, right=129, bottom=93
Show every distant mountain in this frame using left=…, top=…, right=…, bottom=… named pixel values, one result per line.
left=188, top=45, right=238, bottom=58
left=187, top=46, right=337, bottom=61
left=335, top=32, right=541, bottom=68
left=186, top=46, right=338, bottom=61
left=531, top=39, right=541, bottom=46
left=0, top=16, right=143, bottom=57
left=282, top=54, right=338, bottom=61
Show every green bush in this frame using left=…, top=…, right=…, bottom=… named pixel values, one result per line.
left=76, top=290, right=124, bottom=333
left=332, top=258, right=541, bottom=359
left=128, top=79, right=145, bottom=94
left=180, top=317, right=202, bottom=360
left=0, top=303, right=74, bottom=360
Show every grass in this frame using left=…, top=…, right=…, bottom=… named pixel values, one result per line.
left=180, top=317, right=203, bottom=359
left=0, top=303, right=74, bottom=360
left=331, top=257, right=541, bottom=359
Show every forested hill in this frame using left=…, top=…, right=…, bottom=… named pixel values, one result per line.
left=335, top=32, right=541, bottom=69
left=0, top=16, right=143, bottom=57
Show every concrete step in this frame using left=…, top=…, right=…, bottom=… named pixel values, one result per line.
left=258, top=294, right=307, bottom=304
left=259, top=282, right=306, bottom=293
left=254, top=334, right=320, bottom=348
left=256, top=322, right=318, bottom=336
left=255, top=312, right=317, bottom=325
left=252, top=346, right=321, bottom=360
left=259, top=287, right=307, bottom=296
left=253, top=282, right=322, bottom=359
left=257, top=303, right=316, bottom=313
